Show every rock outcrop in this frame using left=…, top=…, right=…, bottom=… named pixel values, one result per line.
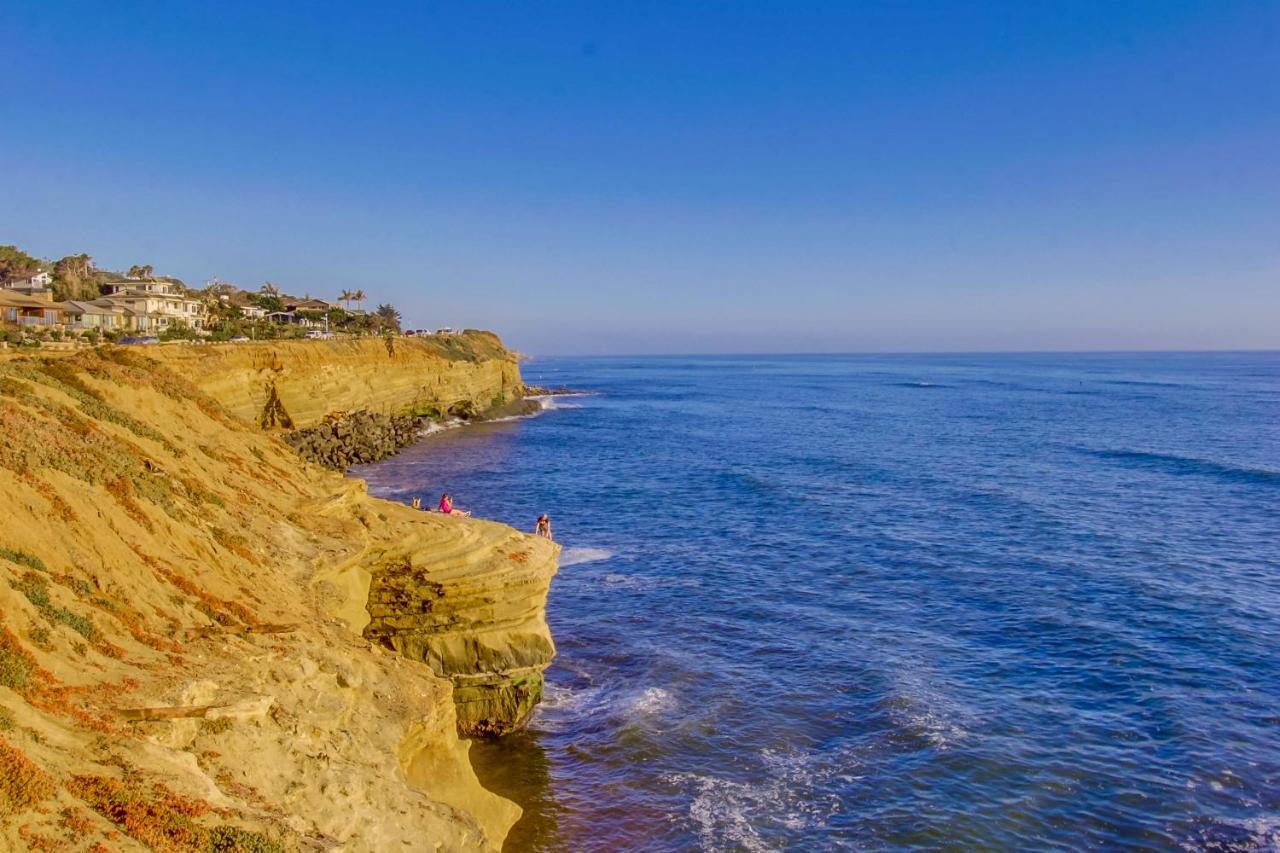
left=281, top=410, right=425, bottom=470
left=280, top=396, right=545, bottom=471
left=0, top=347, right=557, bottom=851
left=362, top=519, right=558, bottom=736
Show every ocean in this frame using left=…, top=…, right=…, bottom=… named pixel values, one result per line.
left=353, top=352, right=1279, bottom=852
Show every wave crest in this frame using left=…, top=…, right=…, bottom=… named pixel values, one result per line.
left=1082, top=447, right=1280, bottom=486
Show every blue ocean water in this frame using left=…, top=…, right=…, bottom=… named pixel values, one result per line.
left=354, top=353, right=1280, bottom=852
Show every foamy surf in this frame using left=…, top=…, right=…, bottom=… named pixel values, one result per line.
left=533, top=683, right=678, bottom=733
left=560, top=546, right=615, bottom=566
left=666, top=748, right=846, bottom=852
left=527, top=393, right=587, bottom=412
left=414, top=393, right=581, bottom=434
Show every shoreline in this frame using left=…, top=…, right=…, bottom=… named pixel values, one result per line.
left=281, top=391, right=583, bottom=470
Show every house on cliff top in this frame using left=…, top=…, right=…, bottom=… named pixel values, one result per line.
left=99, top=280, right=206, bottom=332
left=0, top=290, right=63, bottom=328
left=2, top=269, right=52, bottom=290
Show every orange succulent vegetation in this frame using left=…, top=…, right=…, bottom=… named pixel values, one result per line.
left=105, top=476, right=152, bottom=531
left=16, top=823, right=61, bottom=851
left=0, top=625, right=120, bottom=734
left=17, top=470, right=77, bottom=523
left=66, top=775, right=211, bottom=850
left=65, top=774, right=285, bottom=852
left=127, top=550, right=258, bottom=628
left=0, top=736, right=56, bottom=816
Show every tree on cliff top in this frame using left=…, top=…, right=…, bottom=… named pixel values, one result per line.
left=375, top=303, right=402, bottom=332
left=52, top=253, right=101, bottom=301
left=0, top=245, right=41, bottom=280
left=127, top=264, right=154, bottom=279
left=250, top=292, right=284, bottom=313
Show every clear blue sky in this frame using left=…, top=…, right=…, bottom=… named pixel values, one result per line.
left=2, top=1, right=1277, bottom=354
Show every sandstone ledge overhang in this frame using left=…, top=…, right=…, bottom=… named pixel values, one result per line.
left=360, top=515, right=560, bottom=737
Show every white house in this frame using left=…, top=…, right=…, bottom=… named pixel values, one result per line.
left=3, top=270, right=52, bottom=290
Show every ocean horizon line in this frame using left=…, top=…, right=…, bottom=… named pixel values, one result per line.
left=525, top=347, right=1280, bottom=360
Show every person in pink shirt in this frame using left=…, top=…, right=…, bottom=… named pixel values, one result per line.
left=438, top=493, right=471, bottom=517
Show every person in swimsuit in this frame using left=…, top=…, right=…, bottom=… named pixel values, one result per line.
left=534, top=513, right=552, bottom=540
left=439, top=493, right=471, bottom=517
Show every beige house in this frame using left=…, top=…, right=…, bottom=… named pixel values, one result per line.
left=0, top=291, right=64, bottom=328
left=63, top=300, right=129, bottom=332
left=100, top=280, right=206, bottom=332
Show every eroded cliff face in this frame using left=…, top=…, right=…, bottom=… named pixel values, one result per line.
left=0, top=348, right=556, bottom=851
left=140, top=332, right=524, bottom=429
left=362, top=520, right=558, bottom=737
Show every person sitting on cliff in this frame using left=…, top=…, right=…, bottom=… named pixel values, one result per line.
left=439, top=493, right=470, bottom=517
left=534, top=514, right=553, bottom=540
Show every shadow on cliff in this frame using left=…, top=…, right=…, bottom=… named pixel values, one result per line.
left=469, top=730, right=563, bottom=852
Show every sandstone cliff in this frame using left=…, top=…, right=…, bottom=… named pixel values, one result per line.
left=141, top=332, right=524, bottom=429
left=0, top=347, right=557, bottom=851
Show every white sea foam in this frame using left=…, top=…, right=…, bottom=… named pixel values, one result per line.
left=417, top=417, right=464, bottom=436
left=531, top=394, right=585, bottom=411
left=537, top=682, right=597, bottom=713
left=666, top=748, right=847, bottom=852
left=627, top=686, right=677, bottom=716
left=533, top=683, right=677, bottom=734
left=413, top=393, right=581, bottom=435
left=560, top=546, right=615, bottom=566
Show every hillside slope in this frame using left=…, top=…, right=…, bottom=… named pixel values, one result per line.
left=0, top=348, right=557, bottom=851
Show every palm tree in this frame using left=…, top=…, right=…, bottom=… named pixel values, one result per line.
left=353, top=289, right=366, bottom=313
left=338, top=289, right=354, bottom=311
left=260, top=281, right=280, bottom=297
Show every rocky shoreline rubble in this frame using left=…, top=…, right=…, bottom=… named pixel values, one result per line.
left=282, top=395, right=545, bottom=470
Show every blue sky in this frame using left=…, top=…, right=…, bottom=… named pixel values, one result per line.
left=2, top=1, right=1277, bottom=354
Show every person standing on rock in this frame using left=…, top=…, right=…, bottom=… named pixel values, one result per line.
left=439, top=493, right=470, bottom=517
left=534, top=514, right=553, bottom=540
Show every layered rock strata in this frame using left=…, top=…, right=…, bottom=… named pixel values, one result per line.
left=362, top=520, right=559, bottom=736
left=140, top=332, right=524, bottom=429
left=0, top=348, right=557, bottom=851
